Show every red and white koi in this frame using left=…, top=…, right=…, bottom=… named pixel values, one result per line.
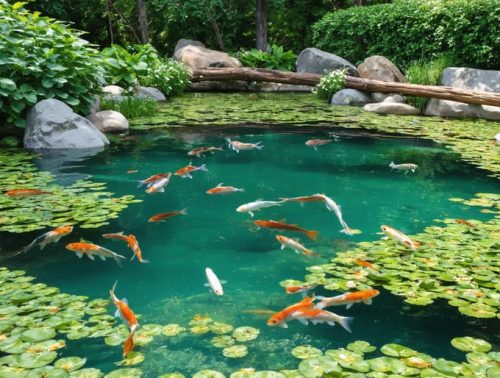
left=16, top=225, right=73, bottom=255
left=380, top=225, right=420, bottom=250
left=315, top=289, right=380, bottom=310
left=137, top=173, right=170, bottom=188
left=305, top=139, right=332, bottom=150
left=148, top=209, right=187, bottom=222
left=275, top=235, right=316, bottom=256
left=254, top=219, right=318, bottom=241
left=285, top=283, right=318, bottom=295
left=389, top=162, right=418, bottom=173
left=205, top=267, right=224, bottom=296
left=174, top=162, right=208, bottom=179
left=290, top=307, right=353, bottom=332
left=145, top=173, right=172, bottom=193
left=188, top=146, right=224, bottom=157
left=206, top=183, right=244, bottom=195
left=267, top=295, right=316, bottom=328
left=226, top=138, right=264, bottom=153
left=236, top=199, right=284, bottom=217
left=110, top=281, right=139, bottom=333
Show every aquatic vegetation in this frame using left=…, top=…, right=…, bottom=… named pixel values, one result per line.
left=162, top=324, right=186, bottom=337
left=222, top=344, right=248, bottom=358
left=232, top=327, right=260, bottom=342
left=0, top=150, right=140, bottom=233
left=291, top=345, right=322, bottom=359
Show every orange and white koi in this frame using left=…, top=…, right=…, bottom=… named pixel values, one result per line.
left=305, top=139, right=332, bottom=150
left=316, top=194, right=353, bottom=235
left=205, top=267, right=224, bottom=296
left=275, top=235, right=316, bottom=256
left=279, top=194, right=325, bottom=206
left=65, top=242, right=126, bottom=266
left=236, top=199, right=284, bottom=217
left=16, top=225, right=73, bottom=255
left=148, top=209, right=187, bottom=222
left=5, top=189, right=52, bottom=197
left=102, top=231, right=130, bottom=242
left=127, top=234, right=149, bottom=263
left=354, top=258, right=377, bottom=270
left=206, top=183, right=244, bottom=195
left=137, top=173, right=170, bottom=188
left=145, top=173, right=172, bottom=193
left=315, top=289, right=380, bottom=310
left=267, top=295, right=316, bottom=328
left=123, top=331, right=135, bottom=357
left=254, top=220, right=318, bottom=241
left=285, top=283, right=318, bottom=295
left=110, top=281, right=139, bottom=333
left=380, top=225, right=420, bottom=250
left=174, top=162, right=208, bottom=179
left=290, top=307, right=353, bottom=332
left=226, top=138, right=264, bottom=153
left=389, top=162, right=418, bottom=173
left=188, top=146, right=224, bottom=157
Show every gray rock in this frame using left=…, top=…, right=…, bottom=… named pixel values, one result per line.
left=174, top=45, right=241, bottom=69
left=102, top=85, right=124, bottom=96
left=363, top=102, right=420, bottom=115
left=24, top=99, right=109, bottom=149
left=136, top=86, right=167, bottom=101
left=358, top=56, right=406, bottom=82
left=424, top=67, right=500, bottom=120
left=88, top=110, right=129, bottom=133
left=371, top=92, right=397, bottom=102
left=331, top=89, right=371, bottom=106
left=173, top=39, right=205, bottom=55
left=382, top=94, right=406, bottom=104
left=296, top=48, right=357, bottom=76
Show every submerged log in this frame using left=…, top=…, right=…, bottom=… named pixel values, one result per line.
left=190, top=67, right=500, bottom=107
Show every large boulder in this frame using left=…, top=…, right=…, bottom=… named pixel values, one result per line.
left=296, top=48, right=357, bottom=76
left=363, top=102, right=419, bottom=115
left=331, top=89, right=371, bottom=106
left=174, top=45, right=241, bottom=69
left=88, top=110, right=129, bottom=134
left=358, top=56, right=405, bottom=82
left=173, top=39, right=205, bottom=55
left=24, top=99, right=109, bottom=149
left=424, top=67, right=500, bottom=120
left=135, top=86, right=167, bottom=101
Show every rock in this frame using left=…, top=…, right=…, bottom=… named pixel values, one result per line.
left=382, top=94, right=406, bottom=104
left=102, top=85, right=124, bottom=96
left=372, top=92, right=396, bottom=102
left=424, top=67, right=500, bottom=120
left=88, top=110, right=129, bottom=133
left=296, top=48, right=357, bottom=76
left=331, top=89, right=371, bottom=106
left=24, top=99, right=109, bottom=149
left=136, top=86, right=167, bottom=101
left=173, top=39, right=205, bottom=55
left=174, top=45, right=241, bottom=69
left=358, top=56, right=406, bottom=82
left=363, top=102, right=420, bottom=115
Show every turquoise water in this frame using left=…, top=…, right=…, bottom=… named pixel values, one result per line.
left=3, top=129, right=499, bottom=375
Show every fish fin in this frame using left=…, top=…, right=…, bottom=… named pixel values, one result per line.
left=225, top=137, right=231, bottom=144
left=298, top=319, right=309, bottom=326
left=280, top=244, right=285, bottom=250
left=315, top=302, right=326, bottom=310
left=114, top=255, right=124, bottom=267
left=338, top=316, right=353, bottom=333
left=340, top=227, right=354, bottom=236
left=180, top=208, right=187, bottom=215
left=76, top=252, right=83, bottom=258
left=306, top=230, right=319, bottom=241
left=204, top=283, right=210, bottom=287
left=130, top=252, right=136, bottom=261
left=140, top=259, right=150, bottom=264
left=238, top=188, right=245, bottom=192
left=249, top=211, right=254, bottom=217
left=255, top=141, right=264, bottom=149
left=346, top=303, right=353, bottom=310
left=217, top=183, right=224, bottom=187
left=311, top=320, right=319, bottom=325
left=313, top=146, right=317, bottom=151
left=280, top=322, right=288, bottom=329
left=114, top=309, right=121, bottom=318
left=158, top=187, right=165, bottom=192
left=327, top=321, right=336, bottom=326
left=364, top=298, right=372, bottom=305
left=137, top=181, right=144, bottom=188
left=199, top=164, right=208, bottom=172
left=122, top=298, right=128, bottom=305
left=87, top=254, right=95, bottom=260
left=220, top=280, right=227, bottom=284
left=98, top=255, right=106, bottom=261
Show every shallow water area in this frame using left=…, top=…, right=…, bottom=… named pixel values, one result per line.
left=2, top=128, right=499, bottom=376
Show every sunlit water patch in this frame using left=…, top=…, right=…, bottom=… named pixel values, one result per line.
left=2, top=129, right=498, bottom=376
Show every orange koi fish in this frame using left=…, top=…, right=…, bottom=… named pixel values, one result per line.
left=123, top=331, right=135, bottom=357
left=127, top=234, right=149, bottom=263
left=285, top=283, right=318, bottom=295
left=137, top=173, right=170, bottom=188
left=381, top=225, right=420, bottom=250
left=5, top=189, right=52, bottom=197
left=254, top=220, right=318, bottom=241
left=315, top=289, right=380, bottom=310
left=456, top=219, right=475, bottom=228
left=188, top=146, right=224, bottom=157
left=267, top=295, right=316, bottom=328
left=110, top=281, right=139, bottom=333
left=275, top=235, right=317, bottom=256
left=206, top=183, right=244, bottom=195
left=65, top=242, right=126, bottom=266
left=305, top=139, right=332, bottom=150
left=145, top=173, right=172, bottom=194
left=102, top=232, right=130, bottom=242
left=279, top=194, right=325, bottom=204
left=226, top=138, right=264, bottom=153
left=148, top=209, right=187, bottom=222
left=354, top=258, right=377, bottom=270
left=174, top=162, right=208, bottom=179
left=290, top=307, right=353, bottom=332
left=15, top=225, right=73, bottom=255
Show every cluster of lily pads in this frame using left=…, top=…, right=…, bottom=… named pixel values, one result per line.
left=282, top=192, right=499, bottom=319
left=0, top=150, right=141, bottom=233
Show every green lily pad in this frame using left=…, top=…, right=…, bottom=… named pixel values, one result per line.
left=0, top=366, right=27, bottom=378
left=451, top=336, right=492, bottom=352
left=157, top=374, right=185, bottom=378
left=116, top=352, right=144, bottom=366
left=403, top=354, right=434, bottom=369
left=69, top=368, right=104, bottom=378
left=139, top=324, right=162, bottom=336
left=325, top=349, right=369, bottom=372
left=21, top=327, right=56, bottom=342
left=380, top=343, right=417, bottom=358
left=104, top=368, right=142, bottom=377
left=162, top=324, right=186, bottom=337
left=222, top=345, right=248, bottom=358
left=55, top=357, right=87, bottom=372
left=298, top=357, right=341, bottom=378
left=229, top=369, right=256, bottom=378
left=211, top=335, right=235, bottom=348
left=192, top=370, right=225, bottom=378
left=466, top=352, right=495, bottom=366
left=25, top=366, right=68, bottom=378
left=209, top=322, right=234, bottom=335
left=347, top=341, right=377, bottom=354
left=14, top=351, right=57, bottom=369
left=251, top=372, right=286, bottom=378
left=105, top=333, right=127, bottom=347
left=433, top=358, right=463, bottom=376
left=368, top=357, right=406, bottom=374
left=278, top=370, right=304, bottom=378
left=189, top=316, right=213, bottom=326
left=131, top=333, right=153, bottom=346
left=232, top=327, right=260, bottom=342
left=190, top=326, right=210, bottom=335
left=291, top=345, right=323, bottom=359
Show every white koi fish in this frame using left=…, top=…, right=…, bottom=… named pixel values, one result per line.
left=275, top=235, right=316, bottom=256
left=381, top=225, right=420, bottom=250
left=389, top=162, right=418, bottom=173
left=315, top=194, right=353, bottom=235
left=205, top=267, right=224, bottom=296
left=236, top=199, right=284, bottom=217
left=226, top=138, right=264, bottom=153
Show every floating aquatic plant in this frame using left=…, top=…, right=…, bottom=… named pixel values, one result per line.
left=54, top=356, right=87, bottom=372
left=222, top=345, right=248, bottom=358
left=162, top=324, right=186, bottom=337
left=451, top=336, right=492, bottom=353
left=116, top=352, right=144, bottom=366
left=211, top=335, right=235, bottom=348
left=291, top=345, right=323, bottom=359
left=193, top=370, right=225, bottom=378
left=232, top=326, right=260, bottom=342
left=104, top=368, right=142, bottom=377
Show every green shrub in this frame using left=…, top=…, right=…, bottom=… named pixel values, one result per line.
left=312, top=0, right=499, bottom=69
left=314, top=70, right=347, bottom=101
left=0, top=1, right=104, bottom=128
left=138, top=59, right=190, bottom=96
left=236, top=45, right=297, bottom=71
left=100, top=97, right=158, bottom=119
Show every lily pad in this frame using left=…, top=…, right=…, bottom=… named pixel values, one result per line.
left=229, top=369, right=255, bottom=378
left=162, top=324, right=186, bottom=337
left=222, top=345, right=248, bottom=358
left=209, top=322, right=234, bottom=335
left=69, top=368, right=105, bottom=378
left=21, top=327, right=56, bottom=342
left=190, top=326, right=210, bottom=335
left=25, top=366, right=68, bottom=378
left=451, top=336, right=492, bottom=352
left=157, top=374, right=185, bottom=378
left=380, top=343, right=417, bottom=358
left=55, top=357, right=87, bottom=372
left=433, top=358, right=463, bottom=376
left=104, top=368, right=142, bottom=378
left=211, top=335, right=235, bottom=348
left=192, top=370, right=225, bottom=378
left=367, top=356, right=406, bottom=374
left=251, top=372, right=286, bottom=378
left=347, top=340, right=377, bottom=354
left=325, top=349, right=369, bottom=372
left=0, top=366, right=27, bottom=378
left=298, top=356, right=341, bottom=378
left=291, top=345, right=323, bottom=359
left=116, top=352, right=144, bottom=366
left=232, top=327, right=260, bottom=342
left=14, top=351, right=57, bottom=369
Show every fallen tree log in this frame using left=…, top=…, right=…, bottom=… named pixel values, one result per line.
left=190, top=67, right=500, bottom=107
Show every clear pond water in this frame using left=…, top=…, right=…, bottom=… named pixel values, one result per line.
left=2, top=128, right=499, bottom=376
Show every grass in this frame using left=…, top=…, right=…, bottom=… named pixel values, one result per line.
left=100, top=96, right=159, bottom=119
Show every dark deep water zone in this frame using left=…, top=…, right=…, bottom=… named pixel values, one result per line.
left=2, top=127, right=499, bottom=375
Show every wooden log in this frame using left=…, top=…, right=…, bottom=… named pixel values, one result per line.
left=190, top=67, right=500, bottom=107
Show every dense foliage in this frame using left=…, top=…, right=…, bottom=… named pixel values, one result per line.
left=236, top=45, right=297, bottom=71
left=312, top=0, right=500, bottom=69
left=314, top=70, right=347, bottom=100
left=100, top=96, right=158, bottom=118
left=0, top=1, right=103, bottom=127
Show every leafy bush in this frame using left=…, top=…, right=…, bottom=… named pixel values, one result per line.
left=100, top=97, right=158, bottom=119
left=312, top=0, right=499, bottom=69
left=314, top=70, right=347, bottom=101
left=138, top=59, right=190, bottom=96
left=0, top=1, right=103, bottom=128
left=236, top=45, right=297, bottom=71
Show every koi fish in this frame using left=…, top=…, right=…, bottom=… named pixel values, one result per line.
left=123, top=331, right=135, bottom=357
left=127, top=170, right=138, bottom=174
left=354, top=258, right=377, bottom=270
left=316, top=194, right=353, bottom=235
left=148, top=209, right=187, bottom=222
left=290, top=307, right=353, bottom=332
left=226, top=138, right=264, bottom=153
left=188, top=146, right=224, bottom=157
left=15, top=225, right=73, bottom=255
left=380, top=225, right=420, bottom=250
left=110, top=281, right=139, bottom=333
left=127, top=234, right=149, bottom=263
left=315, top=289, right=380, bottom=310
left=5, top=189, right=52, bottom=197
left=65, top=242, right=126, bottom=266
left=267, top=295, right=316, bottom=328
left=305, top=139, right=332, bottom=150
left=285, top=284, right=318, bottom=295
left=456, top=219, right=475, bottom=228
left=174, top=162, right=208, bottom=179
left=389, top=162, right=418, bottom=173
left=275, top=235, right=316, bottom=256
left=102, top=231, right=130, bottom=242
left=205, top=267, right=224, bottom=296
left=254, top=220, right=318, bottom=241
left=236, top=199, right=284, bottom=217
left=145, top=174, right=172, bottom=193
left=279, top=194, right=325, bottom=206
left=137, top=173, right=170, bottom=188
left=206, top=183, right=244, bottom=195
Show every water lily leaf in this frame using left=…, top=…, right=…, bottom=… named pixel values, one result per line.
left=229, top=369, right=256, bottom=378
left=192, top=370, right=225, bottom=378
left=139, top=324, right=162, bottom=336
left=0, top=366, right=27, bottom=378
left=232, top=327, right=260, bottom=342
left=190, top=326, right=210, bottom=335
left=433, top=358, right=463, bottom=376
left=189, top=315, right=212, bottom=326
left=223, top=345, right=248, bottom=358
left=458, top=304, right=496, bottom=318
left=69, top=368, right=104, bottom=378
left=27, top=339, right=65, bottom=353
left=103, top=368, right=142, bottom=377
left=55, top=357, right=87, bottom=372
left=211, top=335, right=235, bottom=348
left=14, top=351, right=57, bottom=368
left=209, top=322, right=234, bottom=335
left=21, top=327, right=56, bottom=342
left=25, top=366, right=68, bottom=378
left=325, top=349, right=368, bottom=372
left=487, top=366, right=500, bottom=377
left=251, top=372, right=286, bottom=378
left=403, top=353, right=434, bottom=369
left=298, top=356, right=341, bottom=378
left=380, top=343, right=417, bottom=358
left=291, top=345, right=322, bottom=359
left=162, top=324, right=186, bottom=337
left=278, top=370, right=304, bottom=378
left=466, top=352, right=495, bottom=366
left=367, top=356, right=406, bottom=374
left=347, top=340, right=377, bottom=354
left=116, top=352, right=144, bottom=366
left=105, top=333, right=127, bottom=346
left=451, top=336, right=492, bottom=352
left=157, top=374, right=185, bottom=378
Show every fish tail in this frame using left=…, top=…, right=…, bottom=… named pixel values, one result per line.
left=306, top=230, right=319, bottom=241
left=137, top=181, right=144, bottom=188
left=180, top=208, right=188, bottom=215
left=110, top=280, right=118, bottom=299
left=114, top=254, right=126, bottom=267
left=238, top=188, right=245, bottom=192
left=278, top=197, right=289, bottom=202
left=338, top=316, right=354, bottom=333
left=139, top=258, right=150, bottom=264
left=256, top=142, right=264, bottom=150
left=199, top=164, right=208, bottom=172
left=123, top=331, right=135, bottom=357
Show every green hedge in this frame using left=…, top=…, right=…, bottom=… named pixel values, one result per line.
left=312, top=0, right=499, bottom=70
